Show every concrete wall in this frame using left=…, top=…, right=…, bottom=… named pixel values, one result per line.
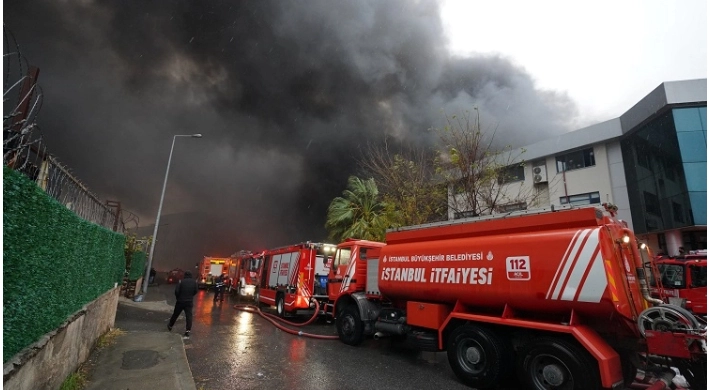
left=3, top=287, right=120, bottom=390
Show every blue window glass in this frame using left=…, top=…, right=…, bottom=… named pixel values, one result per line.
left=683, top=162, right=707, bottom=192
left=560, top=191, right=600, bottom=206
left=677, top=131, right=707, bottom=163
left=673, top=108, right=704, bottom=132
left=688, top=192, right=707, bottom=225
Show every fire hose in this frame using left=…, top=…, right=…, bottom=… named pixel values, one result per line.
left=233, top=298, right=339, bottom=340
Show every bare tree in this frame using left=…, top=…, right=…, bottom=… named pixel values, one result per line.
left=358, top=138, right=447, bottom=226
left=433, top=108, right=535, bottom=217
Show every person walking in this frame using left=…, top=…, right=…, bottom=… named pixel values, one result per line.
left=168, top=270, right=198, bottom=338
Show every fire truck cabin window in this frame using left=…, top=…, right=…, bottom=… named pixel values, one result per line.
left=659, top=264, right=685, bottom=288
left=334, top=248, right=352, bottom=267
left=249, top=257, right=261, bottom=272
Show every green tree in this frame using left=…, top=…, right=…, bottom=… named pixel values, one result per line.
left=358, top=140, right=448, bottom=226
left=124, top=233, right=151, bottom=279
left=325, top=176, right=391, bottom=242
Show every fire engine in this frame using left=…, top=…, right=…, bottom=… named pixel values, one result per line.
left=325, top=206, right=707, bottom=390
left=197, top=256, right=229, bottom=289
left=256, top=242, right=335, bottom=317
left=649, top=249, right=707, bottom=317
left=228, top=250, right=264, bottom=299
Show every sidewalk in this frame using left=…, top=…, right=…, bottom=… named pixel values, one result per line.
left=82, top=295, right=196, bottom=390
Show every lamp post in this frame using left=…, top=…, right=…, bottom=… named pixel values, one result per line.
left=141, top=133, right=202, bottom=298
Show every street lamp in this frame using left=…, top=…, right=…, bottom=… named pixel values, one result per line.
left=140, top=133, right=202, bottom=298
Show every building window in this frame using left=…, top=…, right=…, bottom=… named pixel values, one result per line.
left=657, top=233, right=668, bottom=255
left=636, top=148, right=650, bottom=169
left=497, top=164, right=525, bottom=184
left=454, top=210, right=477, bottom=219
left=559, top=191, right=601, bottom=206
left=643, top=191, right=660, bottom=216
left=673, top=201, right=685, bottom=223
left=556, top=148, right=595, bottom=172
left=497, top=202, right=527, bottom=213
left=621, top=108, right=706, bottom=233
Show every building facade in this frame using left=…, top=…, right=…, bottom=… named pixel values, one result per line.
left=453, top=79, right=706, bottom=256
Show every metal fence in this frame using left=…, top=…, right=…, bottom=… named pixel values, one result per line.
left=3, top=26, right=136, bottom=232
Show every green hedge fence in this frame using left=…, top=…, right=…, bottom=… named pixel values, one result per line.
left=128, top=251, right=146, bottom=281
left=3, top=167, right=126, bottom=362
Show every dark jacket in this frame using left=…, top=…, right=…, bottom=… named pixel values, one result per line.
left=175, top=274, right=198, bottom=302
left=214, top=275, right=227, bottom=290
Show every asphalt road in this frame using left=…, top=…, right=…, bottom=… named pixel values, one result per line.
left=117, top=283, right=473, bottom=390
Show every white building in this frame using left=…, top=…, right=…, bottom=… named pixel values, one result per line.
left=452, top=79, right=707, bottom=256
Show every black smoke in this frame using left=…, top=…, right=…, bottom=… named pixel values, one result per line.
left=4, top=0, right=578, bottom=271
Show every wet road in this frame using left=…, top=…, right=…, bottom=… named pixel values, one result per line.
left=117, top=283, right=473, bottom=390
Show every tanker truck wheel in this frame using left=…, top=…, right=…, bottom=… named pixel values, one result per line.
left=517, top=337, right=601, bottom=390
left=446, top=325, right=512, bottom=389
left=337, top=305, right=364, bottom=346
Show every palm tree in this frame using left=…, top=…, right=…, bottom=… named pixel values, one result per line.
left=325, top=176, right=392, bottom=242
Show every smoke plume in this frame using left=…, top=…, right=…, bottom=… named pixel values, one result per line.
left=5, top=0, right=578, bottom=270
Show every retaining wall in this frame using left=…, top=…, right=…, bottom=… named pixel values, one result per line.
left=3, top=287, right=120, bottom=390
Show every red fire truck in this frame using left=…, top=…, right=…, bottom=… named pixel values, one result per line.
left=197, top=256, right=229, bottom=289
left=649, top=249, right=707, bottom=317
left=326, top=206, right=707, bottom=390
left=256, top=242, right=335, bottom=317
left=228, top=250, right=265, bottom=299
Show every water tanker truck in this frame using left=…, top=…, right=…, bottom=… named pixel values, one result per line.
left=325, top=206, right=707, bottom=390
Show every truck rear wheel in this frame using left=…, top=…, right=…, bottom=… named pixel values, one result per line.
left=517, top=337, right=601, bottom=390
left=446, top=325, right=511, bottom=389
left=337, top=305, right=364, bottom=346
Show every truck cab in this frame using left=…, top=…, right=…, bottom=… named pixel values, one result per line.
left=325, top=238, right=385, bottom=320
left=326, top=239, right=385, bottom=297
left=649, top=250, right=707, bottom=317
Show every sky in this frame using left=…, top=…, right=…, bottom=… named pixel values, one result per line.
left=3, top=0, right=707, bottom=270
left=442, top=0, right=707, bottom=124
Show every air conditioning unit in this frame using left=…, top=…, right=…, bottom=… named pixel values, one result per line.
left=532, top=163, right=548, bottom=184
